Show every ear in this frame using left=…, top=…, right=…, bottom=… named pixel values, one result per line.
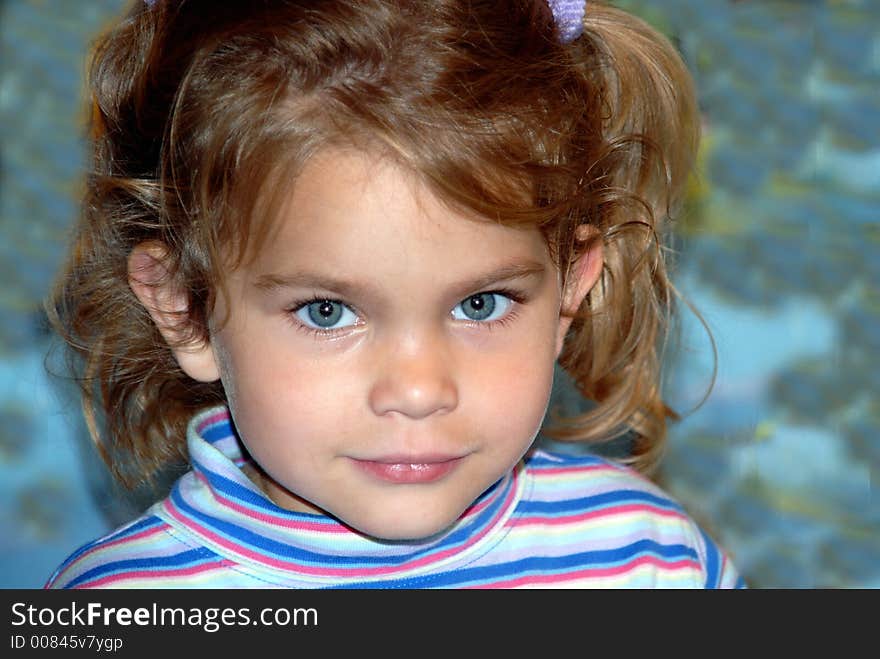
left=555, top=225, right=604, bottom=358
left=128, top=241, right=221, bottom=383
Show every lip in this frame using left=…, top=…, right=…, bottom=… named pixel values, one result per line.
left=352, top=455, right=465, bottom=484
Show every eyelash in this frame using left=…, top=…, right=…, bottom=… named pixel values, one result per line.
left=285, top=287, right=528, bottom=338
left=454, top=288, right=526, bottom=332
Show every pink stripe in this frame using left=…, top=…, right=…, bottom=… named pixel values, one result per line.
left=75, top=559, right=236, bottom=589
left=209, top=486, right=349, bottom=534
left=510, top=502, right=688, bottom=527
left=532, top=460, right=655, bottom=487
left=465, top=556, right=701, bottom=588
left=162, top=470, right=518, bottom=578
left=77, top=524, right=166, bottom=559
left=196, top=410, right=231, bottom=434
left=192, top=470, right=350, bottom=533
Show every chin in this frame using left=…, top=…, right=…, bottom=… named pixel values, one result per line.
left=346, top=509, right=463, bottom=543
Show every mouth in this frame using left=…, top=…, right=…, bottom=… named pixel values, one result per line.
left=351, top=455, right=465, bottom=484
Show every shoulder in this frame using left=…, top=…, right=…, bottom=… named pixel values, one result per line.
left=44, top=512, right=222, bottom=589
left=517, top=448, right=745, bottom=588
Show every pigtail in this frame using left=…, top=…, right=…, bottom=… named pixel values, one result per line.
left=46, top=2, right=225, bottom=488
left=547, top=2, right=701, bottom=473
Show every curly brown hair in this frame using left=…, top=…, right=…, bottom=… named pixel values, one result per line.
left=47, top=0, right=700, bottom=489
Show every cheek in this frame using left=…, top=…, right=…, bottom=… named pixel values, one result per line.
left=474, top=332, right=557, bottom=440
left=214, top=329, right=354, bottom=432
left=213, top=329, right=290, bottom=420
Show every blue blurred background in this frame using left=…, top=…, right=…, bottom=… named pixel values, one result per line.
left=1, top=0, right=877, bottom=588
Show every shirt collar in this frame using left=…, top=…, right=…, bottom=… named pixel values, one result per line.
left=157, top=405, right=525, bottom=584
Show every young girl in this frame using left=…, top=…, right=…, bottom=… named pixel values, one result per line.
left=45, top=0, right=744, bottom=588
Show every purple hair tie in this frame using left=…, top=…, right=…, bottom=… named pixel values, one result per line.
left=547, top=0, right=586, bottom=43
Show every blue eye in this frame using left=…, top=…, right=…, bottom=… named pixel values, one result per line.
left=451, top=292, right=513, bottom=322
left=294, top=299, right=359, bottom=330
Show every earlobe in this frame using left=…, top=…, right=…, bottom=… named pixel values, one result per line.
left=128, top=242, right=221, bottom=383
left=555, top=226, right=604, bottom=357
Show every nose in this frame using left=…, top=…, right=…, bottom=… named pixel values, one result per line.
left=368, top=330, right=459, bottom=419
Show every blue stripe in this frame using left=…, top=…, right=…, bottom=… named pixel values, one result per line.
left=49, top=516, right=164, bottom=581
left=65, top=547, right=217, bottom=588
left=516, top=488, right=683, bottom=515
left=525, top=451, right=605, bottom=469
left=201, top=424, right=232, bottom=444
left=193, top=462, right=316, bottom=515
left=170, top=487, right=449, bottom=567
left=329, top=539, right=700, bottom=589
left=169, top=474, right=513, bottom=568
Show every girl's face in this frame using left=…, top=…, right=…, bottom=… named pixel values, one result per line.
left=203, top=148, right=587, bottom=540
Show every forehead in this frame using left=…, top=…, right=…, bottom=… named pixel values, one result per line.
left=247, top=147, right=554, bottom=278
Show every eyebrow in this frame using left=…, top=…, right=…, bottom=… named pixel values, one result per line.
left=253, top=260, right=547, bottom=300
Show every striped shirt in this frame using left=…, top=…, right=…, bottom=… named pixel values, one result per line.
left=46, top=406, right=745, bottom=589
